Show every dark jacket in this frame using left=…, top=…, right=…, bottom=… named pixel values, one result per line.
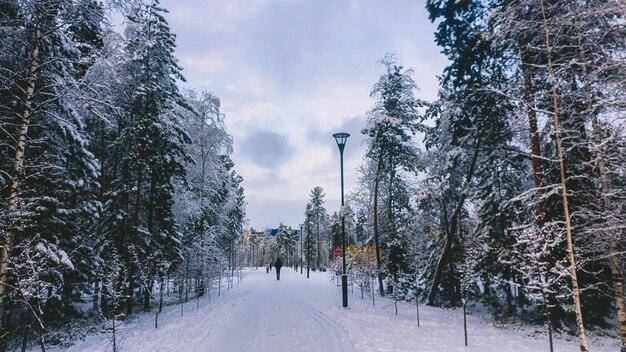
left=274, top=258, right=283, bottom=270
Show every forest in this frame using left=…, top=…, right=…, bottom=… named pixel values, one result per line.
left=296, top=1, right=626, bottom=351
left=1, top=0, right=245, bottom=350
left=1, top=0, right=625, bottom=351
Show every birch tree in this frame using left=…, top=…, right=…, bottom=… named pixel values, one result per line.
left=0, top=1, right=101, bottom=343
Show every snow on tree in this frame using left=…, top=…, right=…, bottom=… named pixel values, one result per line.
left=0, top=1, right=103, bottom=345
left=275, top=224, right=295, bottom=264
left=361, top=53, right=425, bottom=296
left=307, top=186, right=329, bottom=270
left=1, top=1, right=246, bottom=347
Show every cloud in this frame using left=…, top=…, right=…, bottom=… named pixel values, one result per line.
left=238, top=130, right=294, bottom=169
left=160, top=0, right=448, bottom=228
left=225, top=74, right=278, bottom=97
left=222, top=99, right=281, bottom=127
left=246, top=198, right=305, bottom=230
left=178, top=55, right=230, bottom=77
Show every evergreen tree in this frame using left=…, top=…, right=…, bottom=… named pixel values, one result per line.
left=0, top=0, right=102, bottom=342
left=303, top=203, right=317, bottom=276
left=100, top=0, right=190, bottom=314
left=362, top=53, right=424, bottom=296
left=308, top=186, right=328, bottom=269
left=275, top=224, right=295, bottom=263
left=329, top=212, right=341, bottom=250
left=427, top=0, right=626, bottom=345
left=490, top=0, right=626, bottom=340
left=425, top=0, right=531, bottom=311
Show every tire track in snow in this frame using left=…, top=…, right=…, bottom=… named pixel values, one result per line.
left=298, top=301, right=355, bottom=352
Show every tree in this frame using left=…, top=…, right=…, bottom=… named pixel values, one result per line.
left=275, top=224, right=295, bottom=264
left=111, top=0, right=191, bottom=314
left=308, top=186, right=328, bottom=269
left=426, top=0, right=626, bottom=345
left=303, top=203, right=316, bottom=277
left=0, top=1, right=102, bottom=342
left=173, top=90, right=232, bottom=297
left=362, top=53, right=424, bottom=296
left=538, top=1, right=588, bottom=347
left=0, top=0, right=249, bottom=347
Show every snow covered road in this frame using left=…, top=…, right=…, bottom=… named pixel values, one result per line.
left=58, top=268, right=617, bottom=352
left=185, top=268, right=355, bottom=352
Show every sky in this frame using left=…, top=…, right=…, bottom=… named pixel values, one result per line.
left=158, top=0, right=447, bottom=230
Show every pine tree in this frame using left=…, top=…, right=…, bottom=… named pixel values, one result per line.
left=362, top=53, right=424, bottom=295
left=276, top=224, right=295, bottom=264
left=303, top=203, right=317, bottom=277
left=488, top=0, right=626, bottom=343
left=0, top=1, right=102, bottom=341
left=425, top=0, right=542, bottom=312
left=102, top=0, right=190, bottom=314
left=329, top=212, right=341, bottom=250
left=308, top=186, right=328, bottom=270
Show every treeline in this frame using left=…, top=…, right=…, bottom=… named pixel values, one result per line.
left=331, top=1, right=625, bottom=351
left=0, top=0, right=245, bottom=349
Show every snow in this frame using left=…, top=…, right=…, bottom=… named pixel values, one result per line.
left=53, top=269, right=618, bottom=352
left=58, top=249, right=75, bottom=270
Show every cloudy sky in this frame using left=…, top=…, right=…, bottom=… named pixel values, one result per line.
left=158, top=0, right=447, bottom=230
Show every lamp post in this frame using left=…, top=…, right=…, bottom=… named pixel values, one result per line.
left=300, top=224, right=303, bottom=275
left=333, top=132, right=350, bottom=308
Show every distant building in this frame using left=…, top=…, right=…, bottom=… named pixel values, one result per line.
left=262, top=227, right=301, bottom=240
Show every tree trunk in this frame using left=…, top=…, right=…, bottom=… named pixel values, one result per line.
left=316, top=217, right=321, bottom=270
left=126, top=266, right=135, bottom=315
left=463, top=300, right=468, bottom=347
left=517, top=274, right=526, bottom=304
left=415, top=291, right=420, bottom=327
left=503, top=268, right=513, bottom=315
left=0, top=10, right=44, bottom=336
left=427, top=138, right=480, bottom=305
left=93, top=279, right=100, bottom=312
left=545, top=302, right=555, bottom=352
left=307, top=232, right=310, bottom=278
left=373, top=152, right=385, bottom=296
left=539, top=1, right=588, bottom=349
left=126, top=155, right=144, bottom=315
left=519, top=44, right=546, bottom=225
left=574, top=21, right=626, bottom=350
left=143, top=278, right=153, bottom=312
left=133, top=158, right=144, bottom=228
left=115, top=159, right=131, bottom=316
left=147, top=171, right=157, bottom=236
left=520, top=40, right=564, bottom=331
left=142, top=171, right=159, bottom=312
left=610, top=236, right=626, bottom=352
left=185, top=259, right=189, bottom=302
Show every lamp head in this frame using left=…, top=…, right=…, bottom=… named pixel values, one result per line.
left=332, top=132, right=350, bottom=152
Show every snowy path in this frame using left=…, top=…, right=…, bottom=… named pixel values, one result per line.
left=180, top=269, right=354, bottom=352
left=58, top=268, right=618, bottom=352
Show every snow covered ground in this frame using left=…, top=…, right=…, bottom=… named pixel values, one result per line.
left=54, top=268, right=618, bottom=352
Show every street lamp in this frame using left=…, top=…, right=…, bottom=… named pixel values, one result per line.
left=333, top=132, right=350, bottom=308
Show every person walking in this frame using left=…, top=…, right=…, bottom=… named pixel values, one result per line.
left=275, top=257, right=283, bottom=280
left=265, top=261, right=270, bottom=274
left=269, top=260, right=273, bottom=272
